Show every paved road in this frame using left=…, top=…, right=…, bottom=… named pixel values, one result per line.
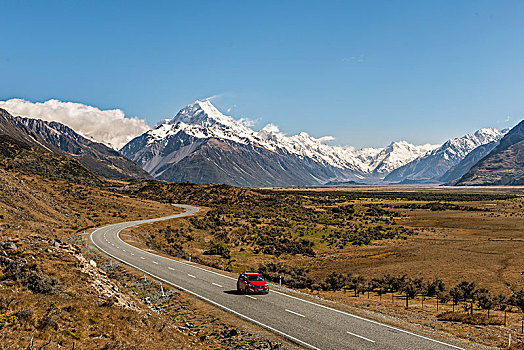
left=90, top=204, right=472, bottom=350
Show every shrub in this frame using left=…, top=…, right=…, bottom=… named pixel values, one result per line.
left=437, top=312, right=503, bottom=325
left=204, top=240, right=231, bottom=259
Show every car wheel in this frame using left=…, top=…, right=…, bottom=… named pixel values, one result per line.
left=236, top=282, right=241, bottom=293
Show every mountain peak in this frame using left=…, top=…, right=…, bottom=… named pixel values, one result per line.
left=169, top=99, right=236, bottom=127
left=125, top=99, right=445, bottom=182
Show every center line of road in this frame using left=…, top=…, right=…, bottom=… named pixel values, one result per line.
left=285, top=309, right=305, bottom=318
left=212, top=283, right=223, bottom=288
left=130, top=253, right=134, bottom=256
left=122, top=249, right=126, bottom=252
left=168, top=267, right=175, bottom=270
left=140, top=257, right=145, bottom=260
left=188, top=274, right=196, bottom=278
left=245, top=295, right=257, bottom=300
left=347, top=331, right=375, bottom=343
left=152, top=261, right=158, bottom=264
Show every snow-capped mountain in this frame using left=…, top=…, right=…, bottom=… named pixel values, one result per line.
left=454, top=120, right=524, bottom=186
left=385, top=128, right=507, bottom=183
left=121, top=100, right=439, bottom=186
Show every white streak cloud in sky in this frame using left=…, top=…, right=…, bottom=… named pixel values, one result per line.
left=0, top=98, right=151, bottom=150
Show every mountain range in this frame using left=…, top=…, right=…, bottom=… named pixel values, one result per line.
left=2, top=100, right=521, bottom=187
left=122, top=100, right=511, bottom=186
left=453, top=120, right=524, bottom=186
left=121, top=100, right=440, bottom=186
left=384, top=128, right=506, bottom=183
left=0, top=108, right=151, bottom=180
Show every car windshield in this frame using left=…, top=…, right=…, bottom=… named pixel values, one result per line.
left=247, top=274, right=265, bottom=282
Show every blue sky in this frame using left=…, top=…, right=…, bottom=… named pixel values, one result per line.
left=1, top=0, right=523, bottom=148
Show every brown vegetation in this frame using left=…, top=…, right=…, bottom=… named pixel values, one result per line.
left=122, top=182, right=524, bottom=348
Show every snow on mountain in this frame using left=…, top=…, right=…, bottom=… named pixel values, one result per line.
left=133, top=100, right=437, bottom=178
left=385, top=127, right=507, bottom=182
left=360, top=141, right=440, bottom=175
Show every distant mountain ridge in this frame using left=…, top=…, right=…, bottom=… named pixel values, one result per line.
left=0, top=108, right=151, bottom=180
left=437, top=141, right=499, bottom=183
left=122, top=100, right=439, bottom=186
left=384, top=128, right=506, bottom=183
left=454, top=120, right=524, bottom=186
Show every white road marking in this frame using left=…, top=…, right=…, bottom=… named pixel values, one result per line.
left=122, top=249, right=126, bottom=252
left=212, top=283, right=223, bottom=288
left=347, top=331, right=375, bottom=343
left=153, top=261, right=158, bottom=264
left=108, top=215, right=464, bottom=349
left=168, top=267, right=175, bottom=271
left=90, top=204, right=464, bottom=350
left=271, top=290, right=465, bottom=349
left=285, top=309, right=305, bottom=318
left=140, top=257, right=145, bottom=260
left=245, top=295, right=257, bottom=300
left=188, top=274, right=196, bottom=278
left=90, top=231, right=321, bottom=350
left=130, top=253, right=134, bottom=256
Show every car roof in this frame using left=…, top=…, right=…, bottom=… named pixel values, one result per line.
left=244, top=272, right=261, bottom=275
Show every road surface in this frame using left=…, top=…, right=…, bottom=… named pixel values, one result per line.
left=90, top=204, right=473, bottom=350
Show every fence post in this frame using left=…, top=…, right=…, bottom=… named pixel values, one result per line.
left=279, top=276, right=282, bottom=288
left=189, top=254, right=192, bottom=263
left=160, top=282, right=165, bottom=297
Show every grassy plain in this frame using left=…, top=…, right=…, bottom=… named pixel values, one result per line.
left=124, top=183, right=524, bottom=348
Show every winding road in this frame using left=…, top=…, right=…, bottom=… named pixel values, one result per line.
left=90, top=204, right=474, bottom=350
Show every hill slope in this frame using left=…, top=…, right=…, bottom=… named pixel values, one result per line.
left=437, top=141, right=499, bottom=183
left=0, top=108, right=151, bottom=180
left=454, top=120, right=524, bottom=185
left=0, top=134, right=102, bottom=185
left=385, top=128, right=505, bottom=183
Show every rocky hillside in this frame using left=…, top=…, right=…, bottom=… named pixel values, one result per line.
left=0, top=137, right=287, bottom=349
left=0, top=134, right=102, bottom=186
left=454, top=120, right=524, bottom=185
left=437, top=141, right=499, bottom=183
left=0, top=108, right=151, bottom=180
left=385, top=128, right=505, bottom=183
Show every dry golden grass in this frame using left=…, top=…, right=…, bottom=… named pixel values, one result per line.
left=123, top=184, right=524, bottom=349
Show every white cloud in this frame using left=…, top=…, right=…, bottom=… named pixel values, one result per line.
left=238, top=116, right=259, bottom=128
left=318, top=136, right=335, bottom=143
left=203, top=94, right=224, bottom=102
left=0, top=98, right=151, bottom=150
left=505, top=115, right=511, bottom=122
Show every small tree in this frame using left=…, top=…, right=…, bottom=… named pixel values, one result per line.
left=371, top=278, right=387, bottom=301
left=323, top=272, right=347, bottom=291
left=456, top=281, right=477, bottom=315
left=349, top=276, right=366, bottom=297
left=510, top=290, right=524, bottom=313
left=449, top=286, right=463, bottom=312
left=475, top=288, right=494, bottom=318
left=401, top=277, right=424, bottom=308
left=427, top=278, right=446, bottom=311
left=494, top=294, right=509, bottom=326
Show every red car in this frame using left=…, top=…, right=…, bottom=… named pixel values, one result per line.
left=237, top=272, right=269, bottom=294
